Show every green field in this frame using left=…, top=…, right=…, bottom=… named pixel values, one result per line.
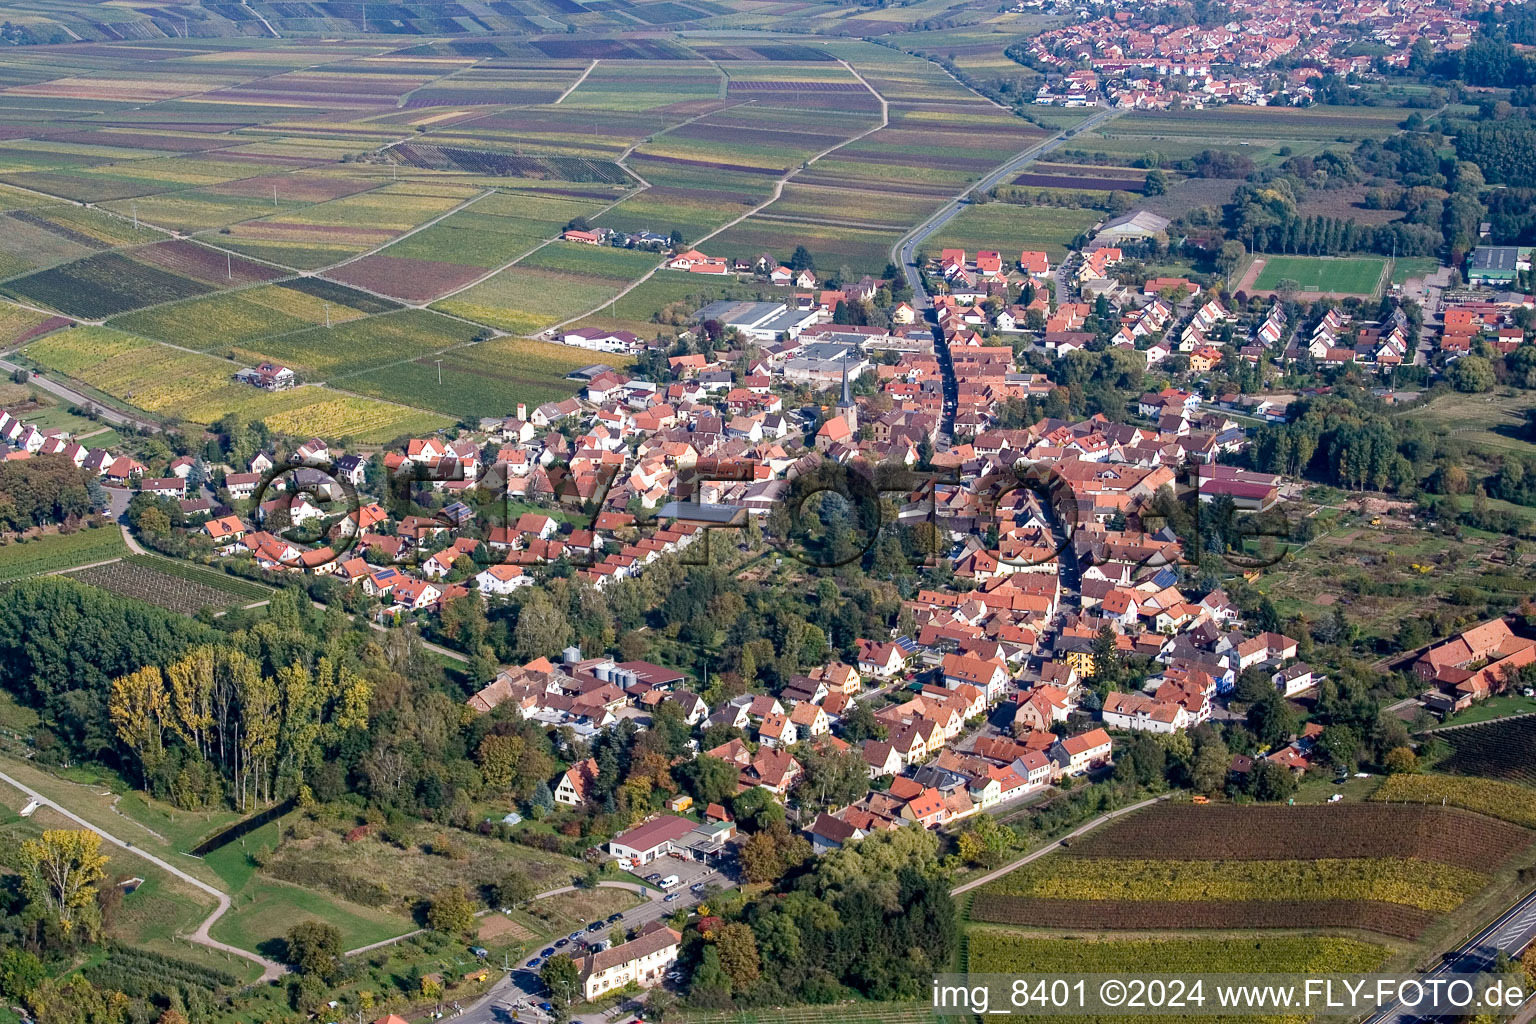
left=1250, top=255, right=1387, bottom=295
left=924, top=203, right=1100, bottom=263
left=0, top=526, right=127, bottom=582
left=1392, top=257, right=1442, bottom=284
left=1400, top=388, right=1536, bottom=457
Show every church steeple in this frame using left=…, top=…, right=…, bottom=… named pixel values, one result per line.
left=837, top=354, right=857, bottom=432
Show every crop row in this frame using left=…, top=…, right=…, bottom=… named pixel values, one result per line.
left=3, top=251, right=213, bottom=319
left=966, top=930, right=1391, bottom=975
left=1069, top=803, right=1532, bottom=868
left=68, top=559, right=253, bottom=614
left=1441, top=718, right=1536, bottom=786
left=1372, top=773, right=1536, bottom=827
left=122, top=554, right=272, bottom=601
left=979, top=856, right=1485, bottom=913
left=967, top=896, right=1437, bottom=940
left=388, top=143, right=633, bottom=184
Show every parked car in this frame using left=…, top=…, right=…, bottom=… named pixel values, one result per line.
left=554, top=938, right=568, bottom=948
left=607, top=912, right=624, bottom=923
left=527, top=957, right=543, bottom=969
left=541, top=947, right=555, bottom=957
left=567, top=931, right=582, bottom=941
left=664, top=892, right=681, bottom=902
left=586, top=921, right=603, bottom=932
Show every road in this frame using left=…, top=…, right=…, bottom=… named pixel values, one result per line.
left=0, top=766, right=285, bottom=982
left=889, top=105, right=1121, bottom=435
left=1362, top=885, right=1536, bottom=1024
left=0, top=357, right=160, bottom=432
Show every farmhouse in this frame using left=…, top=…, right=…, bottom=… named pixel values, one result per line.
left=235, top=362, right=296, bottom=391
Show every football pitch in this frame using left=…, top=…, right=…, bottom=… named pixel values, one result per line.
left=1250, top=255, right=1387, bottom=295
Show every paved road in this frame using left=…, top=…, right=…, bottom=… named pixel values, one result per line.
left=0, top=357, right=159, bottom=433
left=889, top=106, right=1121, bottom=435
left=0, top=766, right=285, bottom=982
left=1362, top=885, right=1536, bottom=1024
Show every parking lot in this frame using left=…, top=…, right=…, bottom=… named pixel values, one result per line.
left=637, top=851, right=719, bottom=896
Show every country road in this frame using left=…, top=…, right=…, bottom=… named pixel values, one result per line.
left=0, top=767, right=286, bottom=982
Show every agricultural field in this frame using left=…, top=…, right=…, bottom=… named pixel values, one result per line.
left=233, top=308, right=480, bottom=378
left=343, top=335, right=590, bottom=419
left=967, top=931, right=1391, bottom=975
left=967, top=803, right=1531, bottom=940
left=66, top=556, right=269, bottom=614
left=2, top=251, right=215, bottom=320
left=434, top=258, right=639, bottom=335
left=1247, top=255, right=1388, bottom=296
left=0, top=526, right=127, bottom=583
left=1438, top=717, right=1536, bottom=786
left=21, top=327, right=450, bottom=441
left=212, top=182, right=481, bottom=271
left=925, top=203, right=1100, bottom=263
left=109, top=278, right=392, bottom=351
left=1372, top=774, right=1536, bottom=827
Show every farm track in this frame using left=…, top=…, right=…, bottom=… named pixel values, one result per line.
left=553, top=60, right=598, bottom=104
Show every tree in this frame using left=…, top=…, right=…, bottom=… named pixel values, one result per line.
left=514, top=592, right=570, bottom=661
left=541, top=953, right=582, bottom=1007
left=285, top=920, right=342, bottom=981
left=956, top=814, right=1015, bottom=868
left=427, top=886, right=476, bottom=934
left=1190, top=734, right=1230, bottom=795
left=20, top=829, right=107, bottom=934
left=789, top=245, right=814, bottom=272
left=0, top=949, right=45, bottom=1002
left=494, top=869, right=538, bottom=909
left=1143, top=169, right=1168, bottom=196
left=799, top=744, right=868, bottom=812
left=1448, top=355, right=1495, bottom=393
left=1384, top=746, right=1418, bottom=774
left=24, top=975, right=128, bottom=1024
left=713, top=922, right=761, bottom=990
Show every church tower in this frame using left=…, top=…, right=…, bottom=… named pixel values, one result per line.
left=838, top=356, right=857, bottom=432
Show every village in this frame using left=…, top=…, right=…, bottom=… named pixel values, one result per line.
left=1017, top=0, right=1481, bottom=107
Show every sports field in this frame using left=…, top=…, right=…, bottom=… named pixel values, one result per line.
left=1248, top=255, right=1387, bottom=296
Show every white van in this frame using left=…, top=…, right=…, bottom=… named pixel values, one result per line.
left=659, top=874, right=680, bottom=890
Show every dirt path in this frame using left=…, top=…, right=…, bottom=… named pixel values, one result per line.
left=951, top=793, right=1168, bottom=896
left=0, top=766, right=286, bottom=982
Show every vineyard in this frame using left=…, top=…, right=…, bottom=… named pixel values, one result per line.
left=977, top=856, right=1486, bottom=913
left=1372, top=774, right=1536, bottom=827
left=66, top=558, right=263, bottom=614
left=1062, top=803, right=1531, bottom=868
left=0, top=526, right=127, bottom=582
left=967, top=898, right=1437, bottom=940
left=3, top=252, right=214, bottom=319
left=1439, top=718, right=1536, bottom=786
left=966, top=932, right=1391, bottom=974
left=965, top=801, right=1529, bottom=939
left=121, top=554, right=273, bottom=602
left=387, top=144, right=634, bottom=184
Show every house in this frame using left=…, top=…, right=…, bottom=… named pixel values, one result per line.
left=1100, top=690, right=1187, bottom=733
left=581, top=927, right=681, bottom=1001
left=740, top=747, right=802, bottom=796
left=857, top=639, right=908, bottom=677
left=1051, top=727, right=1113, bottom=776
left=235, top=362, right=295, bottom=391
left=941, top=653, right=1010, bottom=704
left=142, top=477, right=185, bottom=499
left=808, top=812, right=866, bottom=854
left=554, top=758, right=600, bottom=807
left=608, top=815, right=697, bottom=865
left=475, top=564, right=531, bottom=595
left=204, top=515, right=248, bottom=546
